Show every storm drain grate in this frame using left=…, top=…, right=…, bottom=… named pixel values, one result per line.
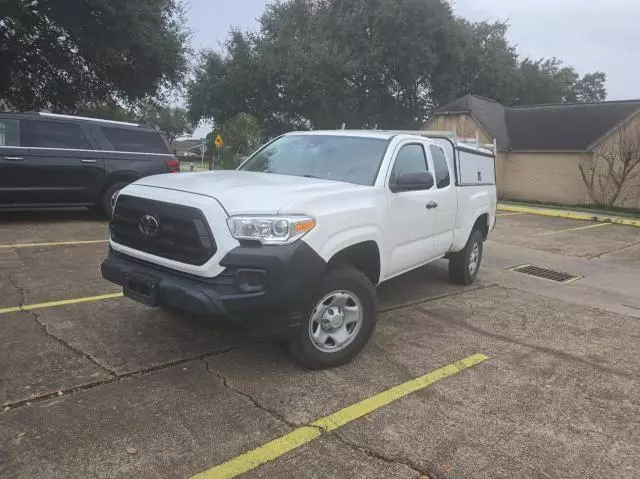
left=508, top=264, right=581, bottom=283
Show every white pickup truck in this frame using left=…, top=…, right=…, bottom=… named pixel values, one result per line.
left=102, top=131, right=496, bottom=369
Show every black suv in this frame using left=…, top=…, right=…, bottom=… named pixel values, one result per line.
left=0, top=112, right=180, bottom=217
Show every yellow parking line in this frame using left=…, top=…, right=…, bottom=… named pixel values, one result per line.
left=536, top=222, right=611, bottom=236
left=497, top=204, right=640, bottom=227
left=191, top=353, right=489, bottom=479
left=0, top=292, right=123, bottom=315
left=0, top=239, right=108, bottom=249
left=496, top=212, right=525, bottom=217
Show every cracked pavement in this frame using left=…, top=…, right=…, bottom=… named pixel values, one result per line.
left=1, top=210, right=639, bottom=478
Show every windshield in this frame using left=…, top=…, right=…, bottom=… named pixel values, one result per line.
left=239, top=134, right=389, bottom=186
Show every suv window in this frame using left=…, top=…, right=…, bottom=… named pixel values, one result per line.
left=391, top=144, right=428, bottom=184
left=0, top=119, right=21, bottom=146
left=430, top=145, right=450, bottom=188
left=25, top=120, right=92, bottom=149
left=101, top=127, right=169, bottom=154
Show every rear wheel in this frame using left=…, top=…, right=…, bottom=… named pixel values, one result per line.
left=449, top=229, right=484, bottom=285
left=101, top=182, right=127, bottom=219
left=288, top=266, right=377, bottom=369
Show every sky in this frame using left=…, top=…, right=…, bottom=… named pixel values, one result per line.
left=185, top=0, right=640, bottom=137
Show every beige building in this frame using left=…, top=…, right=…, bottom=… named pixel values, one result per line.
left=425, top=95, right=640, bottom=209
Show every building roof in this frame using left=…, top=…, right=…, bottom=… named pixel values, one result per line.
left=432, top=95, right=509, bottom=148
left=432, top=94, right=640, bottom=151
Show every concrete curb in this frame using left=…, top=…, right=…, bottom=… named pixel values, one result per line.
left=497, top=204, right=640, bottom=227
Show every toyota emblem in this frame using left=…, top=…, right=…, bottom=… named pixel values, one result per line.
left=138, top=214, right=160, bottom=238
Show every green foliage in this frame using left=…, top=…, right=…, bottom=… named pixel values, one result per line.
left=1, top=0, right=190, bottom=111
left=187, top=0, right=607, bottom=133
left=203, top=113, right=265, bottom=169
left=511, top=58, right=606, bottom=105
left=221, top=113, right=265, bottom=156
left=138, top=105, right=194, bottom=143
left=78, top=102, right=194, bottom=142
left=575, top=72, right=607, bottom=103
left=76, top=104, right=139, bottom=123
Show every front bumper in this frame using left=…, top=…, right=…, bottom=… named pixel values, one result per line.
left=101, top=241, right=327, bottom=327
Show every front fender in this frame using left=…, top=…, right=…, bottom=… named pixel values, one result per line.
left=302, top=224, right=385, bottom=280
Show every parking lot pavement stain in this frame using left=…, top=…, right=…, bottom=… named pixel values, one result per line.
left=192, top=354, right=488, bottom=479
left=1, top=342, right=250, bottom=412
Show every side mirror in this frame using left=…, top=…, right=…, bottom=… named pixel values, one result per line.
left=391, top=171, right=434, bottom=193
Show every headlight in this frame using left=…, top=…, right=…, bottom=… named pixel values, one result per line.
left=226, top=215, right=316, bottom=245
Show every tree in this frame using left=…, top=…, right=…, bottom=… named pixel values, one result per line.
left=76, top=103, right=139, bottom=123
left=511, top=58, right=606, bottom=105
left=188, top=0, right=465, bottom=134
left=0, top=0, right=189, bottom=111
left=202, top=113, right=265, bottom=169
left=221, top=113, right=265, bottom=156
left=78, top=102, right=194, bottom=143
left=431, top=20, right=520, bottom=106
left=575, top=72, right=607, bottom=103
left=579, top=121, right=640, bottom=207
left=187, top=0, right=607, bottom=133
left=139, top=105, right=194, bottom=143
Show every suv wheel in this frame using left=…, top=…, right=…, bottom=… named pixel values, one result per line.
left=101, top=182, right=127, bottom=219
left=449, top=229, right=484, bottom=285
left=288, top=266, right=377, bottom=369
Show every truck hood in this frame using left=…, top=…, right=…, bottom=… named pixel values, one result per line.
left=135, top=170, right=368, bottom=215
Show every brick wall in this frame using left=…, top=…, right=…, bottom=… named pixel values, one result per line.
left=501, top=152, right=592, bottom=204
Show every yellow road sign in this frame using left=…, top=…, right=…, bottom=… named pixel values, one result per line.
left=215, top=135, right=224, bottom=147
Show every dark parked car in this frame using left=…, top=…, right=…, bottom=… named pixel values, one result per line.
left=0, top=112, right=180, bottom=217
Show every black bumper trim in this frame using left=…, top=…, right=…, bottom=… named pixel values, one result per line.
left=101, top=241, right=327, bottom=326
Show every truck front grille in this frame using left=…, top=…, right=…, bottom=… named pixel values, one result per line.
left=110, top=195, right=216, bottom=266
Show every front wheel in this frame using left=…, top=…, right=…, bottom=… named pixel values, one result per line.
left=448, top=229, right=484, bottom=285
left=288, top=266, right=377, bottom=369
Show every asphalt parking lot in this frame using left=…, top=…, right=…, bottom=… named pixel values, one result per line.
left=1, top=209, right=639, bottom=479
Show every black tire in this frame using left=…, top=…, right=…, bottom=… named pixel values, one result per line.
left=449, top=229, right=484, bottom=285
left=101, top=182, right=128, bottom=219
left=288, top=265, right=377, bottom=370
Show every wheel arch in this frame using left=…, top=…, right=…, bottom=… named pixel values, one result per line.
left=451, top=207, right=491, bottom=252
left=473, top=213, right=490, bottom=239
left=100, top=171, right=141, bottom=198
left=326, top=240, right=381, bottom=286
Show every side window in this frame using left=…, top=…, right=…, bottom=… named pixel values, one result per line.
left=25, top=120, right=92, bottom=149
left=100, top=127, right=170, bottom=154
left=391, top=144, right=428, bottom=184
left=0, top=119, right=21, bottom=146
left=430, top=145, right=451, bottom=188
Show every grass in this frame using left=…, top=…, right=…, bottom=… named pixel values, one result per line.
left=500, top=199, right=640, bottom=219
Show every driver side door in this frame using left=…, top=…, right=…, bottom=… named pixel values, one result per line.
left=385, top=141, right=438, bottom=278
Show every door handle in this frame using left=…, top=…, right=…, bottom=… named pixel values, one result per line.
left=2, top=156, right=24, bottom=161
left=81, top=159, right=97, bottom=164
left=426, top=201, right=438, bottom=209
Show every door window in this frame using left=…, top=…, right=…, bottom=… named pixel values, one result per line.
left=100, top=126, right=170, bottom=153
left=0, top=119, right=21, bottom=146
left=25, top=120, right=92, bottom=149
left=390, top=144, right=428, bottom=184
left=430, top=145, right=451, bottom=188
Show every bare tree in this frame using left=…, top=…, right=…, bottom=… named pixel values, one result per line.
left=579, top=121, right=640, bottom=207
